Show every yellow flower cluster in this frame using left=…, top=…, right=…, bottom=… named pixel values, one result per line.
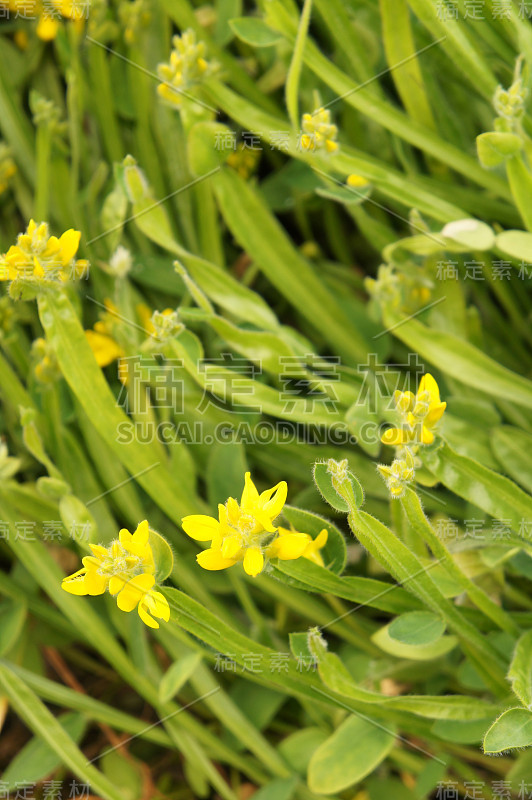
left=0, top=0, right=85, bottom=40
left=300, top=107, right=338, bottom=154
left=381, top=374, right=446, bottom=447
left=0, top=220, right=88, bottom=286
left=379, top=374, right=446, bottom=498
left=157, top=29, right=213, bottom=107
left=182, top=472, right=327, bottom=577
left=62, top=520, right=170, bottom=628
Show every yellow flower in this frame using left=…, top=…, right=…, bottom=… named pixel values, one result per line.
left=381, top=374, right=446, bottom=447
left=61, top=520, right=170, bottom=628
left=347, top=174, right=370, bottom=189
left=0, top=220, right=88, bottom=285
left=85, top=299, right=125, bottom=370
left=300, top=107, right=339, bottom=154
left=0, top=0, right=86, bottom=40
left=85, top=324, right=125, bottom=368
left=157, top=29, right=214, bottom=107
left=182, top=472, right=288, bottom=577
left=269, top=527, right=328, bottom=567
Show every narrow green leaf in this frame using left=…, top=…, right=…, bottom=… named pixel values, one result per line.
left=0, top=663, right=123, bottom=800
left=212, top=168, right=370, bottom=362
left=492, top=426, right=532, bottom=494
left=273, top=558, right=421, bottom=614
left=229, top=17, right=282, bottom=47
left=159, top=653, right=203, bottom=704
left=380, top=0, right=435, bottom=129
left=0, top=600, right=27, bottom=657
left=507, top=155, right=532, bottom=232
left=2, top=711, right=87, bottom=790
left=382, top=308, right=532, bottom=409
left=285, top=0, right=313, bottom=129
left=423, top=442, right=532, bottom=539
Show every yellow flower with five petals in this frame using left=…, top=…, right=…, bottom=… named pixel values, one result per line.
left=182, top=472, right=289, bottom=577
left=61, top=520, right=169, bottom=628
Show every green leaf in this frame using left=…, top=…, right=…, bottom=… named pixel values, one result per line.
left=0, top=662, right=124, bottom=800
left=313, top=461, right=364, bottom=512
left=507, top=155, right=532, bottom=232
left=432, top=718, right=492, bottom=745
left=0, top=599, right=27, bottom=657
left=212, top=168, right=370, bottom=362
left=2, top=711, right=87, bottom=790
left=37, top=292, right=200, bottom=523
left=372, top=623, right=457, bottom=661
left=382, top=308, right=532, bottom=409
left=279, top=728, right=328, bottom=775
left=59, top=494, right=98, bottom=543
left=251, top=778, right=298, bottom=800
left=188, top=122, right=235, bottom=176
left=229, top=17, right=282, bottom=47
left=207, top=441, right=247, bottom=510
left=159, top=653, right=203, bottom=704
left=282, top=505, right=347, bottom=575
left=315, top=183, right=370, bottom=205
left=149, top=528, right=174, bottom=582
left=440, top=218, right=495, bottom=251
left=380, top=0, right=435, bottom=129
left=388, top=611, right=446, bottom=646
left=101, top=752, right=143, bottom=800
left=273, top=558, right=421, bottom=614
left=496, top=229, right=532, bottom=261
left=285, top=0, right=313, bottom=129
left=492, top=426, right=532, bottom=494
left=476, top=132, right=522, bottom=168
left=308, top=631, right=497, bottom=720
left=484, top=708, right=532, bottom=754
left=307, top=714, right=396, bottom=794
left=509, top=630, right=532, bottom=709
left=423, top=442, right=532, bottom=539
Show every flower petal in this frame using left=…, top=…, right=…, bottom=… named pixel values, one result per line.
left=272, top=532, right=310, bottom=560
left=418, top=373, right=441, bottom=406
left=61, top=569, right=88, bottom=595
left=381, top=427, right=408, bottom=446
left=116, top=573, right=155, bottom=612
left=197, top=548, right=237, bottom=571
left=182, top=515, right=220, bottom=541
left=58, top=228, right=81, bottom=264
left=243, top=547, right=264, bottom=577
left=240, top=472, right=259, bottom=509
left=109, top=575, right=127, bottom=596
left=138, top=602, right=159, bottom=629
left=221, top=536, right=242, bottom=560
left=260, top=481, right=287, bottom=520
left=425, top=402, right=446, bottom=427
left=84, top=570, right=108, bottom=596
